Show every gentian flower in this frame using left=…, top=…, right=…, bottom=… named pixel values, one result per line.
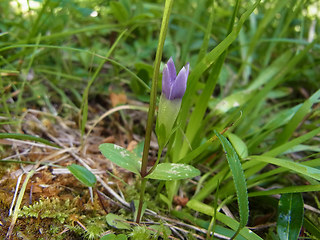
left=162, top=57, right=189, bottom=100
left=156, top=57, right=189, bottom=149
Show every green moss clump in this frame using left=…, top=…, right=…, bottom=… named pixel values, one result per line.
left=18, top=197, right=77, bottom=224
left=130, top=225, right=153, bottom=240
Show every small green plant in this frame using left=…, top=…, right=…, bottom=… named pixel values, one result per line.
left=99, top=0, right=200, bottom=225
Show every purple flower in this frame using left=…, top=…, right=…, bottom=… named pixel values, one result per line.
left=162, top=57, right=189, bottom=100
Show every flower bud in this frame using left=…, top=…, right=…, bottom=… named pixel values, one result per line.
left=156, top=57, right=189, bottom=148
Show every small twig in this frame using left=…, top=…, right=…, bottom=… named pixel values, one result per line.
left=96, top=190, right=131, bottom=211
left=96, top=190, right=109, bottom=214
left=8, top=174, right=23, bottom=216
left=6, top=169, right=35, bottom=239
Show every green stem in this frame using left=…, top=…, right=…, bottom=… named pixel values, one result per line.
left=135, top=178, right=147, bottom=224
left=136, top=0, right=174, bottom=223
left=140, top=0, right=174, bottom=177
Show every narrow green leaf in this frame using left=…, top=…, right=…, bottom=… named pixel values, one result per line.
left=0, top=133, right=59, bottom=148
left=215, top=131, right=249, bottom=231
left=303, top=217, right=320, bottom=239
left=249, top=185, right=320, bottom=197
left=274, top=89, right=320, bottom=147
left=265, top=127, right=320, bottom=157
left=99, top=143, right=141, bottom=175
left=171, top=210, right=249, bottom=240
left=249, top=155, right=320, bottom=181
left=67, top=164, right=96, bottom=187
left=242, top=127, right=320, bottom=186
left=277, top=193, right=304, bottom=240
left=187, top=200, right=263, bottom=240
left=106, top=213, right=131, bottom=230
left=247, top=51, right=292, bottom=91
left=146, top=163, right=200, bottom=180
left=180, top=54, right=226, bottom=155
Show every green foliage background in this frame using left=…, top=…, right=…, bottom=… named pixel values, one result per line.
left=1, top=0, right=320, bottom=239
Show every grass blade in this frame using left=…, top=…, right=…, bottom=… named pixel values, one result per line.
left=249, top=155, right=320, bottom=182
left=273, top=89, right=320, bottom=147
left=0, top=133, right=59, bottom=148
left=187, top=199, right=262, bottom=240
left=249, top=185, right=320, bottom=197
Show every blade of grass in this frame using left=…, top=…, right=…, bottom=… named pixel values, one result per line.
left=246, top=158, right=320, bottom=188
left=0, top=133, right=60, bottom=148
left=265, top=127, right=320, bottom=157
left=187, top=199, right=263, bottom=240
left=246, top=50, right=292, bottom=92
left=273, top=89, right=320, bottom=147
left=249, top=185, right=320, bottom=197
left=249, top=155, right=320, bottom=182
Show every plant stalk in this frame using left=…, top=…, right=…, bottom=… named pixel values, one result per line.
left=136, top=0, right=174, bottom=223
left=135, top=178, right=147, bottom=223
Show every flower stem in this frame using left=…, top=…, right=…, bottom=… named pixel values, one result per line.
left=135, top=178, right=147, bottom=223
left=136, top=0, right=174, bottom=223
left=140, top=0, right=174, bottom=178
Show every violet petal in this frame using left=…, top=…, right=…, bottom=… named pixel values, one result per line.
left=185, top=63, right=190, bottom=77
left=162, top=64, right=171, bottom=100
left=169, top=67, right=187, bottom=100
left=166, top=57, right=176, bottom=83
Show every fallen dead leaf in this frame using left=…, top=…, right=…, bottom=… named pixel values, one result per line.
left=110, top=92, right=127, bottom=107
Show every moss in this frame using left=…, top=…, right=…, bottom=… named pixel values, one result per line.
left=6, top=196, right=109, bottom=239
left=18, top=197, right=77, bottom=224
left=84, top=216, right=109, bottom=239
left=130, top=225, right=153, bottom=240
